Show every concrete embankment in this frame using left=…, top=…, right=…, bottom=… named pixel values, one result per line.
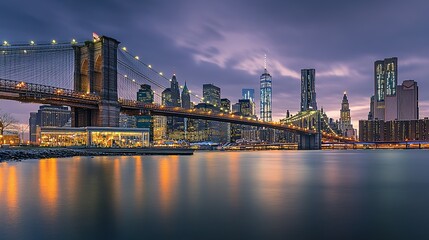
left=0, top=147, right=194, bottom=162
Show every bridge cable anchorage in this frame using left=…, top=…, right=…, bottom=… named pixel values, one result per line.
left=118, top=46, right=204, bottom=102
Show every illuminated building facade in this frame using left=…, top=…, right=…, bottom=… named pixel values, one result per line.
left=39, top=127, right=150, bottom=147
left=119, top=113, right=136, bottom=128
left=300, top=69, right=317, bottom=111
left=359, top=118, right=429, bottom=142
left=203, top=84, right=221, bottom=107
left=260, top=68, right=272, bottom=122
left=373, top=57, right=398, bottom=120
left=181, top=82, right=191, bottom=109
left=339, top=92, right=356, bottom=139
left=193, top=103, right=221, bottom=143
left=221, top=98, right=231, bottom=112
left=220, top=98, right=231, bottom=142
left=242, top=88, right=255, bottom=103
left=239, top=99, right=254, bottom=117
left=136, top=84, right=154, bottom=141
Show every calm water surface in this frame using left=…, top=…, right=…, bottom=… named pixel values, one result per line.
left=1, top=150, right=429, bottom=239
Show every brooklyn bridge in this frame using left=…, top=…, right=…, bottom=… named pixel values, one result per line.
left=0, top=35, right=355, bottom=150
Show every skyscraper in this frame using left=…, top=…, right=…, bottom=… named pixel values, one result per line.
left=170, top=74, right=181, bottom=107
left=339, top=92, right=356, bottom=139
left=373, top=57, right=398, bottom=120
left=136, top=84, right=154, bottom=141
left=340, top=92, right=351, bottom=124
left=29, top=112, right=38, bottom=143
left=137, top=84, right=154, bottom=104
left=221, top=98, right=231, bottom=112
left=368, top=96, right=374, bottom=120
left=260, top=68, right=272, bottom=122
left=397, top=80, right=419, bottom=120
left=164, top=75, right=185, bottom=140
left=203, top=84, right=221, bottom=107
left=300, top=69, right=317, bottom=111
left=162, top=88, right=173, bottom=106
left=181, top=82, right=191, bottom=109
left=242, top=89, right=255, bottom=102
left=239, top=99, right=253, bottom=117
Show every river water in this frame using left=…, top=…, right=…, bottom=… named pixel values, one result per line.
left=1, top=150, right=429, bottom=239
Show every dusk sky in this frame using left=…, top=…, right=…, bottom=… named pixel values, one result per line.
left=1, top=0, right=429, bottom=129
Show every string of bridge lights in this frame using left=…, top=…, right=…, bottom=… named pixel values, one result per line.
left=1, top=39, right=82, bottom=47
left=119, top=45, right=210, bottom=103
left=118, top=71, right=164, bottom=102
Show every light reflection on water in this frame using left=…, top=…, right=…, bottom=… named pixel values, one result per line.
left=1, top=150, right=429, bottom=239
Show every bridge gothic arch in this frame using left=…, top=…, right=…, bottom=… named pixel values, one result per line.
left=80, top=59, right=89, bottom=93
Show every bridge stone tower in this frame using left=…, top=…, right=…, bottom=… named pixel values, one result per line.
left=297, top=111, right=322, bottom=150
left=72, top=36, right=120, bottom=127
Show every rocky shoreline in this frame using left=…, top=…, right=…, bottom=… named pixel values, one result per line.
left=0, top=147, right=194, bottom=162
left=0, top=148, right=113, bottom=162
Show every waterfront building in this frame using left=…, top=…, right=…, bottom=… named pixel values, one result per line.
left=203, top=84, right=221, bottom=107
left=359, top=118, right=429, bottom=142
left=39, top=127, right=150, bottom=148
left=153, top=116, right=167, bottom=143
left=300, top=69, right=317, bottom=111
left=397, top=80, right=419, bottom=120
left=260, top=68, right=272, bottom=121
left=359, top=120, right=384, bottom=142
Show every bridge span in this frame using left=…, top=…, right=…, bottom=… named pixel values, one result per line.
left=0, top=35, right=357, bottom=149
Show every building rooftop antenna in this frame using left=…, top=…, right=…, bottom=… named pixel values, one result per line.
left=264, top=54, right=267, bottom=70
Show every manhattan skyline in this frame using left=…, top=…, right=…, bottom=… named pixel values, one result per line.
left=1, top=0, right=429, bottom=129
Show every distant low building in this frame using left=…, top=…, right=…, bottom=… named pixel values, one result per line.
left=359, top=118, right=429, bottom=142
left=29, top=105, right=71, bottom=144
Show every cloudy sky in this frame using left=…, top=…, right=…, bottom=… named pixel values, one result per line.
left=1, top=0, right=429, bottom=129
